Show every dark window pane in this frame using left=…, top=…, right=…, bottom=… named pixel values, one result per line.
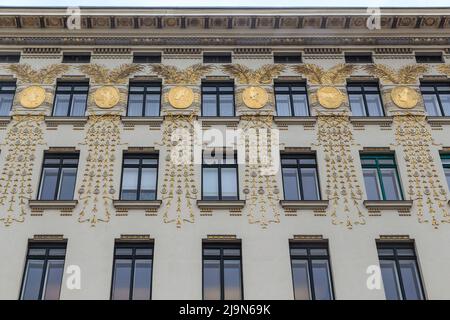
left=399, top=260, right=424, bottom=300
left=380, top=168, right=401, bottom=200
left=48, top=249, right=66, bottom=256
left=144, top=94, right=160, bottom=116
left=21, top=260, right=45, bottom=300
left=70, top=94, right=87, bottom=116
left=135, top=248, right=153, bottom=256
left=203, top=53, right=232, bottom=64
left=0, top=93, right=14, bottom=116
left=223, top=260, right=242, bottom=300
left=276, top=93, right=291, bottom=116
left=290, top=248, right=307, bottom=256
left=112, top=259, right=132, bottom=300
left=43, top=260, right=64, bottom=300
left=311, top=260, right=333, bottom=300
left=128, top=93, right=144, bottom=116
left=140, top=168, right=157, bottom=200
left=28, top=248, right=46, bottom=256
left=380, top=260, right=402, bottom=300
left=203, top=249, right=221, bottom=256
left=274, top=53, right=302, bottom=64
left=58, top=168, right=77, bottom=200
left=121, top=168, right=139, bottom=200
left=133, top=54, right=161, bottom=64
left=282, top=168, right=300, bottom=200
left=444, top=168, right=450, bottom=190
left=115, top=248, right=133, bottom=255
left=300, top=168, right=319, bottom=200
left=203, top=260, right=221, bottom=300
left=53, top=94, right=71, bottom=116
left=219, top=94, right=234, bottom=116
left=223, top=249, right=240, bottom=256
left=39, top=168, right=59, bottom=200
left=132, top=260, right=152, bottom=300
left=202, top=94, right=217, bottom=116
left=292, top=94, right=309, bottom=116
left=363, top=168, right=382, bottom=200
left=292, top=260, right=311, bottom=300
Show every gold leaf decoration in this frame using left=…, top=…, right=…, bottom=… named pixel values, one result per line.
left=437, top=64, right=450, bottom=76
left=291, top=63, right=356, bottom=85
left=221, top=64, right=285, bottom=85
left=150, top=63, right=214, bottom=85
left=6, top=64, right=69, bottom=84
left=78, top=64, right=144, bottom=84
left=363, top=64, right=428, bottom=84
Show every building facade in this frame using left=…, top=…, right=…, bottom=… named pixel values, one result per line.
left=0, top=7, right=450, bottom=300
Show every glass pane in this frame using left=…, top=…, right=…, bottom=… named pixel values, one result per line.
left=0, top=93, right=13, bottom=116
left=39, top=168, right=59, bottom=200
left=203, top=260, right=221, bottom=300
left=399, top=260, right=424, bottom=300
left=363, top=168, right=382, bottom=200
left=440, top=94, right=450, bottom=116
left=219, top=94, right=234, bottom=116
left=444, top=169, right=450, bottom=191
left=290, top=248, right=307, bottom=256
left=292, top=259, right=311, bottom=300
left=112, top=259, right=132, bottom=300
left=140, top=168, right=157, bottom=200
left=21, top=260, right=45, bottom=300
left=48, top=248, right=66, bottom=256
left=121, top=168, right=139, bottom=200
left=282, top=168, right=301, bottom=200
left=224, top=260, right=242, bottom=300
left=311, top=260, right=333, bottom=300
left=58, top=168, right=77, bottom=200
left=203, top=168, right=219, bottom=200
left=396, top=249, right=415, bottom=256
left=281, top=158, right=297, bottom=165
left=423, top=94, right=442, bottom=116
left=70, top=94, right=87, bottom=116
left=300, top=168, right=319, bottom=200
left=377, top=248, right=394, bottom=256
left=128, top=93, right=144, bottom=116
left=366, top=94, right=384, bottom=116
left=132, top=259, right=152, bottom=300
left=349, top=94, right=366, bottom=116
left=380, top=260, right=402, bottom=300
left=221, top=168, right=238, bottom=200
left=43, top=260, right=64, bottom=300
left=310, top=249, right=328, bottom=256
left=124, top=158, right=139, bottom=165
left=142, top=159, right=158, bottom=165
left=276, top=94, right=291, bottom=116
left=28, top=248, right=46, bottom=256
left=202, top=94, right=217, bottom=116
left=144, top=94, right=160, bottom=116
left=292, top=94, right=309, bottom=116
left=380, top=168, right=401, bottom=200
left=223, top=249, right=240, bottom=256
left=135, top=248, right=153, bottom=256
left=53, top=94, right=71, bottom=116
left=203, top=249, right=220, bottom=256
left=115, top=248, right=133, bottom=255
left=378, top=159, right=395, bottom=165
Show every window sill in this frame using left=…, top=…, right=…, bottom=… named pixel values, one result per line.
left=197, top=200, right=246, bottom=210
left=113, top=200, right=162, bottom=213
left=198, top=116, right=240, bottom=126
left=427, top=116, right=450, bottom=128
left=28, top=200, right=78, bottom=212
left=273, top=116, right=317, bottom=127
left=363, top=200, right=413, bottom=212
left=121, top=116, right=163, bottom=129
left=45, top=116, right=87, bottom=128
left=350, top=116, right=393, bottom=127
left=280, top=200, right=329, bottom=212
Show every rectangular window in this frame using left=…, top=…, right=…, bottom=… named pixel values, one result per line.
left=348, top=82, right=384, bottom=117
left=120, top=154, right=158, bottom=201
left=132, top=53, right=161, bottom=64
left=203, top=242, right=243, bottom=300
left=289, top=241, right=334, bottom=300
left=361, top=154, right=403, bottom=201
left=52, top=82, right=89, bottom=117
left=0, top=53, right=20, bottom=63
left=38, top=153, right=79, bottom=201
left=20, top=242, right=66, bottom=300
left=420, top=82, right=450, bottom=117
left=201, top=83, right=234, bottom=117
left=0, top=82, right=16, bottom=116
left=415, top=52, right=443, bottom=64
left=203, top=52, right=232, bottom=64
left=441, top=154, right=450, bottom=191
left=111, top=242, right=154, bottom=300
left=273, top=52, right=302, bottom=64
left=281, top=154, right=320, bottom=201
left=202, top=150, right=238, bottom=201
left=127, top=83, right=161, bottom=117
left=62, top=53, right=91, bottom=63
left=344, top=52, right=373, bottom=64
left=377, top=242, right=425, bottom=300
left=275, top=83, right=309, bottom=116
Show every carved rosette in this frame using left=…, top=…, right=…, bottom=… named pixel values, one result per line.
left=0, top=115, right=45, bottom=226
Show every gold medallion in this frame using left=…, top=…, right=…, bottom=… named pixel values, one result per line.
left=317, top=86, right=344, bottom=109
left=390, top=86, right=419, bottom=109
left=93, top=86, right=120, bottom=109
left=19, top=86, right=46, bottom=109
left=242, top=86, right=268, bottom=109
left=168, top=86, right=194, bottom=109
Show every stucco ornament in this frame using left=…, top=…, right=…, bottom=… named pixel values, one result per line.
left=93, top=86, right=120, bottom=109
left=19, top=86, right=46, bottom=109
left=167, top=86, right=195, bottom=109
left=390, top=86, right=420, bottom=109
left=242, top=86, right=269, bottom=109
left=316, top=86, right=344, bottom=109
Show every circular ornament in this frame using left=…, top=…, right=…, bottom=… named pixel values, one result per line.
left=19, top=86, right=46, bottom=109
left=242, top=86, right=268, bottom=109
left=168, top=86, right=194, bottom=109
left=390, top=86, right=419, bottom=109
left=316, top=86, right=344, bottom=109
left=93, top=86, right=120, bottom=109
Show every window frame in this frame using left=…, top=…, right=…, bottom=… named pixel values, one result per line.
left=415, top=52, right=444, bottom=64
left=420, top=82, right=450, bottom=117
left=201, top=82, right=235, bottom=117
left=347, top=82, right=385, bottom=117
left=110, top=241, right=154, bottom=300
left=52, top=82, right=89, bottom=117
left=274, top=82, right=310, bottom=117
left=289, top=240, right=335, bottom=300
left=37, top=153, right=79, bottom=201
left=126, top=82, right=162, bottom=117
left=360, top=153, right=404, bottom=201
left=0, top=53, right=20, bottom=63
left=376, top=241, right=425, bottom=300
left=119, top=153, right=159, bottom=201
left=0, top=81, right=16, bottom=116
left=202, top=241, right=243, bottom=300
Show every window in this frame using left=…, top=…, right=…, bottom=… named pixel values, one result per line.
left=348, top=82, right=384, bottom=116
left=273, top=52, right=302, bottom=64
left=281, top=154, right=320, bottom=201
left=420, top=82, right=450, bottom=117
left=203, top=242, right=243, bottom=300
left=120, top=154, right=158, bottom=201
left=62, top=53, right=91, bottom=63
left=0, top=53, right=20, bottom=63
left=377, top=242, right=425, bottom=300
left=441, top=154, right=450, bottom=191
left=0, top=82, right=15, bottom=116
left=203, top=52, right=232, bottom=64
left=202, top=150, right=238, bottom=201
left=289, top=241, right=334, bottom=300
left=38, top=153, right=79, bottom=201
left=415, top=52, right=443, bottom=64
left=20, top=242, right=66, bottom=300
left=361, top=154, right=403, bottom=201
left=275, top=83, right=309, bottom=116
left=127, top=83, right=161, bottom=117
left=111, top=242, right=154, bottom=300
left=133, top=53, right=161, bottom=64
left=344, top=52, right=373, bottom=64
left=201, top=83, right=234, bottom=116
left=52, top=82, right=89, bottom=117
